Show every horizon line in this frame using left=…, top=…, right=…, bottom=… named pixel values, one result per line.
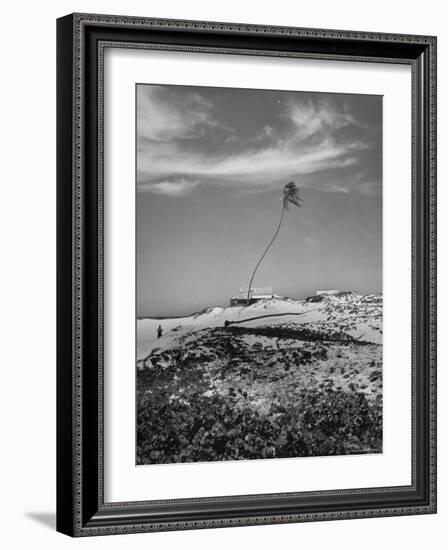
left=137, top=290, right=383, bottom=320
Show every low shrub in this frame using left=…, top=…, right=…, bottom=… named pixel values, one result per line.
left=136, top=387, right=382, bottom=464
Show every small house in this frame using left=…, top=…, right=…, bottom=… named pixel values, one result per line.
left=230, top=287, right=280, bottom=306
left=315, top=289, right=340, bottom=296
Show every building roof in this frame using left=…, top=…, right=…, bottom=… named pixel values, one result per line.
left=234, top=287, right=273, bottom=300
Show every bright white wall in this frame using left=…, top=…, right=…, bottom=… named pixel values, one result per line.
left=0, top=1, right=445, bottom=549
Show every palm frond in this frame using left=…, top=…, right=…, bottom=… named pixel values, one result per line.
left=283, top=181, right=303, bottom=210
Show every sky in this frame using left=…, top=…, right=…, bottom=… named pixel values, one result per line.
left=136, top=84, right=382, bottom=317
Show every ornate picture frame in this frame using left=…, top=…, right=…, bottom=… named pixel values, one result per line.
left=57, top=13, right=436, bottom=536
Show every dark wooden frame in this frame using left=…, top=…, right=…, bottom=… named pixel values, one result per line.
left=57, top=13, right=437, bottom=537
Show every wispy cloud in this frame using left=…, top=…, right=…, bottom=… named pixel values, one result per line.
left=137, top=86, right=221, bottom=142
left=137, top=86, right=379, bottom=197
left=139, top=178, right=200, bottom=197
left=138, top=138, right=363, bottom=190
left=286, top=99, right=359, bottom=140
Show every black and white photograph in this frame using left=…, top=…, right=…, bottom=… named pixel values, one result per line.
left=136, top=83, right=383, bottom=465
left=51, top=7, right=439, bottom=540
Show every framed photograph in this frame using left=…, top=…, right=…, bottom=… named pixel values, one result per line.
left=57, top=13, right=437, bottom=537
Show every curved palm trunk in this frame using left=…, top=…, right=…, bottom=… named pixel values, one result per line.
left=246, top=204, right=286, bottom=303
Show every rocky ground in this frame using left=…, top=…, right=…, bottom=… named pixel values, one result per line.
left=137, top=292, right=382, bottom=464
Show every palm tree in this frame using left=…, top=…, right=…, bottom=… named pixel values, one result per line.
left=246, top=182, right=303, bottom=303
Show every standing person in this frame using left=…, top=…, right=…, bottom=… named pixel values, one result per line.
left=157, top=324, right=163, bottom=339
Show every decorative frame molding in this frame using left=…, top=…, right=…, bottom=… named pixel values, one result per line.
left=57, top=13, right=437, bottom=537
